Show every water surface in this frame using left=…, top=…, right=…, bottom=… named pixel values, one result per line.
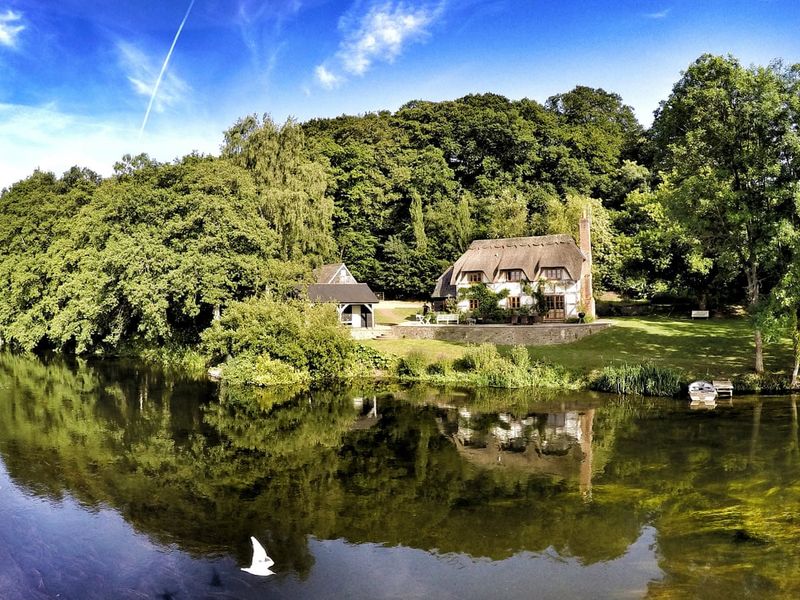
left=0, top=355, right=798, bottom=599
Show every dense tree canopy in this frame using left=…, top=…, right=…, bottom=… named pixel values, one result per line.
left=3, top=53, right=800, bottom=376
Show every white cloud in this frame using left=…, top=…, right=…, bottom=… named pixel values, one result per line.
left=117, top=41, right=189, bottom=112
left=0, top=9, right=25, bottom=48
left=313, top=1, right=443, bottom=88
left=643, top=9, right=670, bottom=19
left=0, top=103, right=219, bottom=191
left=315, top=64, right=342, bottom=89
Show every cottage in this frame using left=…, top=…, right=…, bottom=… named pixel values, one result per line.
left=308, top=263, right=379, bottom=328
left=432, top=214, right=595, bottom=321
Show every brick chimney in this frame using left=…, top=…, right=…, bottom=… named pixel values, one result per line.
left=579, top=209, right=596, bottom=319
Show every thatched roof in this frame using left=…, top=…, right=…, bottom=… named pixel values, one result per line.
left=308, top=284, right=378, bottom=304
left=432, top=265, right=457, bottom=298
left=450, top=234, right=584, bottom=284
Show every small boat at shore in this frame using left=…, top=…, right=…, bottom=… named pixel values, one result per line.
left=688, top=380, right=718, bottom=404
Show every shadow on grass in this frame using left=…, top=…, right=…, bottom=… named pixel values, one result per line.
left=528, top=317, right=792, bottom=379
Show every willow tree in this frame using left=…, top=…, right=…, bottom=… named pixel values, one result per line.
left=222, top=115, right=336, bottom=264
left=651, top=55, right=800, bottom=373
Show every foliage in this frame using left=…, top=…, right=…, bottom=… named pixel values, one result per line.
left=396, top=350, right=428, bottom=377
left=590, top=362, right=682, bottom=396
left=351, top=344, right=395, bottom=371
left=304, top=90, right=649, bottom=298
left=509, top=345, right=530, bottom=369
left=222, top=115, right=336, bottom=264
left=202, top=295, right=354, bottom=381
left=456, top=343, right=501, bottom=371
left=221, top=352, right=310, bottom=387
left=733, top=372, right=792, bottom=394
left=531, top=280, right=549, bottom=316
left=650, top=54, right=800, bottom=372
left=6, top=54, right=800, bottom=375
left=458, top=283, right=509, bottom=322
left=0, top=157, right=286, bottom=353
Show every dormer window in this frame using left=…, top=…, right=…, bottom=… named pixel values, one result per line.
left=541, top=268, right=565, bottom=280
left=466, top=272, right=482, bottom=284
left=504, top=269, right=524, bottom=282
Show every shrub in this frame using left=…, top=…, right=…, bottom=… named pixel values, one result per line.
left=201, top=296, right=354, bottom=381
left=456, top=343, right=500, bottom=371
left=734, top=373, right=791, bottom=393
left=590, top=362, right=681, bottom=397
left=221, top=353, right=309, bottom=386
left=530, top=360, right=581, bottom=389
left=484, top=359, right=529, bottom=388
left=509, top=345, right=530, bottom=369
left=397, top=350, right=428, bottom=377
left=351, top=344, right=394, bottom=370
left=457, top=284, right=509, bottom=322
left=427, top=358, right=453, bottom=376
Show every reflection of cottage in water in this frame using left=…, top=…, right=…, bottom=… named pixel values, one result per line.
left=351, top=396, right=379, bottom=431
left=442, top=408, right=596, bottom=496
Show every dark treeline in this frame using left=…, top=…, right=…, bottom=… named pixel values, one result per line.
left=2, top=53, right=800, bottom=375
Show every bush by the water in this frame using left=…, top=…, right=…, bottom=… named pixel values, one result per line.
left=456, top=343, right=501, bottom=371
left=221, top=352, right=309, bottom=386
left=353, top=344, right=393, bottom=370
left=590, top=362, right=682, bottom=397
left=397, top=350, right=428, bottom=377
left=392, top=343, right=580, bottom=390
left=203, top=296, right=354, bottom=383
left=734, top=372, right=792, bottom=393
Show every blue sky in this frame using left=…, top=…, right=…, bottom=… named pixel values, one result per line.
left=2, top=0, right=800, bottom=189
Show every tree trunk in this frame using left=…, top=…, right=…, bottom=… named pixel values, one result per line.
left=792, top=312, right=800, bottom=389
left=754, top=329, right=764, bottom=374
left=747, top=259, right=764, bottom=374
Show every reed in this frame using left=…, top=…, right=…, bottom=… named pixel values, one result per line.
left=590, top=362, right=682, bottom=397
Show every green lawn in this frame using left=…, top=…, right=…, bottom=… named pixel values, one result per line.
left=374, top=302, right=424, bottom=325
left=365, top=317, right=795, bottom=380
left=363, top=338, right=468, bottom=362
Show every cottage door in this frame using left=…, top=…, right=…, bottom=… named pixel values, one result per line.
left=351, top=305, right=362, bottom=328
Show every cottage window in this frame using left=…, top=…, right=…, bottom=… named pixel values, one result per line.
left=469, top=299, right=480, bottom=310
left=504, top=270, right=524, bottom=282
left=542, top=268, right=564, bottom=280
left=466, top=272, right=482, bottom=284
left=507, top=296, right=521, bottom=309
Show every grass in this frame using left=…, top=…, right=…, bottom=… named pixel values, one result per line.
left=363, top=338, right=468, bottom=362
left=367, top=316, right=795, bottom=382
left=524, top=316, right=793, bottom=380
left=374, top=301, right=424, bottom=325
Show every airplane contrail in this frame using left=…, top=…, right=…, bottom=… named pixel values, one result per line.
left=139, top=0, right=196, bottom=137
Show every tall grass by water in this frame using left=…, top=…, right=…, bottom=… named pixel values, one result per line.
left=590, top=362, right=682, bottom=397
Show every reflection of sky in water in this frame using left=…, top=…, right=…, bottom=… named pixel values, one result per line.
left=0, top=458, right=663, bottom=599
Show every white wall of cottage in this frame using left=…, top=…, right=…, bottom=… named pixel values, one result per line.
left=453, top=274, right=582, bottom=318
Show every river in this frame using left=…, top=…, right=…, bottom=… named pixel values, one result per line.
left=0, top=354, right=798, bottom=599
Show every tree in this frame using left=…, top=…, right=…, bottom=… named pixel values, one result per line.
left=223, top=115, right=336, bottom=264
left=545, top=86, right=645, bottom=203
left=651, top=55, right=800, bottom=373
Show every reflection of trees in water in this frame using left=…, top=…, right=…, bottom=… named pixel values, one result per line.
left=0, top=355, right=641, bottom=569
left=605, top=397, right=800, bottom=598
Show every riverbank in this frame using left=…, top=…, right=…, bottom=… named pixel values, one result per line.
left=364, top=316, right=796, bottom=394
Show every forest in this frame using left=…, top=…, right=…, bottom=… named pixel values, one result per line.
left=2, top=53, right=800, bottom=378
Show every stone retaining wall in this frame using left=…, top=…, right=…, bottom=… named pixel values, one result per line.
left=391, top=321, right=611, bottom=345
